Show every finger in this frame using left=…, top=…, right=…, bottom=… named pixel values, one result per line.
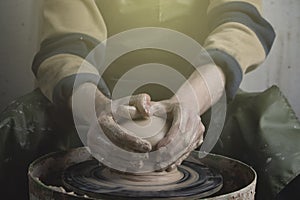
left=166, top=164, right=177, bottom=172
left=178, top=108, right=190, bottom=133
left=150, top=101, right=172, bottom=117
left=159, top=130, right=200, bottom=172
left=98, top=115, right=152, bottom=152
left=172, top=134, right=200, bottom=168
left=149, top=102, right=165, bottom=116
left=111, top=94, right=151, bottom=117
left=115, top=105, right=143, bottom=120
left=181, top=120, right=205, bottom=156
left=165, top=147, right=193, bottom=172
left=177, top=151, right=191, bottom=166
left=185, top=118, right=205, bottom=150
left=171, top=118, right=205, bottom=166
left=174, top=149, right=193, bottom=167
left=129, top=93, right=151, bottom=117
left=156, top=106, right=186, bottom=149
left=192, top=117, right=205, bottom=147
left=155, top=122, right=180, bottom=149
left=160, top=115, right=205, bottom=171
left=198, top=123, right=205, bottom=146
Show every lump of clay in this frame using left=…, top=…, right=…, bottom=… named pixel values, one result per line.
left=119, top=116, right=170, bottom=147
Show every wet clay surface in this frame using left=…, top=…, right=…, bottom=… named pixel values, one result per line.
left=62, top=159, right=223, bottom=199
left=118, top=116, right=170, bottom=147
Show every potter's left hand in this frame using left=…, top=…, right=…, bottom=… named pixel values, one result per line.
left=152, top=64, right=226, bottom=171
left=151, top=100, right=205, bottom=171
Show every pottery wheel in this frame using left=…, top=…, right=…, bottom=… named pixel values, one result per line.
left=62, top=159, right=223, bottom=199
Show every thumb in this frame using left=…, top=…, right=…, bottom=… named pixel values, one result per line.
left=129, top=93, right=151, bottom=117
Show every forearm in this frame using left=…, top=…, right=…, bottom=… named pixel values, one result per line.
left=204, top=0, right=275, bottom=99
left=171, top=64, right=226, bottom=115
left=33, top=0, right=108, bottom=107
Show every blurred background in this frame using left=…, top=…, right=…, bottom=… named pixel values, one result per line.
left=0, top=0, right=299, bottom=118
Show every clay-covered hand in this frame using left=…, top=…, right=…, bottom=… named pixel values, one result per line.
left=70, top=83, right=153, bottom=153
left=150, top=64, right=225, bottom=171
left=95, top=93, right=153, bottom=153
left=151, top=100, right=205, bottom=171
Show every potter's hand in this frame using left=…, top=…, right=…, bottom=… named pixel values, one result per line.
left=153, top=64, right=226, bottom=170
left=70, top=83, right=152, bottom=153
left=151, top=100, right=205, bottom=171
left=95, top=93, right=153, bottom=153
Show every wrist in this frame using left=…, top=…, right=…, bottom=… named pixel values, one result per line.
left=172, top=64, right=226, bottom=115
left=196, top=64, right=226, bottom=114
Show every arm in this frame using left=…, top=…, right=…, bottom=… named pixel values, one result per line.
left=32, top=0, right=109, bottom=107
left=204, top=0, right=275, bottom=99
left=33, top=0, right=152, bottom=153
left=178, top=0, right=276, bottom=112
left=154, top=0, right=275, bottom=169
left=170, top=64, right=226, bottom=115
left=171, top=0, right=275, bottom=115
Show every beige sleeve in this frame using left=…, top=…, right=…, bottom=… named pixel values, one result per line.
left=41, top=0, right=106, bottom=42
left=32, top=0, right=109, bottom=105
left=204, top=0, right=275, bottom=98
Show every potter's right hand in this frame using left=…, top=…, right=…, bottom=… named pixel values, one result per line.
left=70, top=83, right=152, bottom=153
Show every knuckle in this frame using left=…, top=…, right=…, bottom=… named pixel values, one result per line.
left=201, top=123, right=205, bottom=132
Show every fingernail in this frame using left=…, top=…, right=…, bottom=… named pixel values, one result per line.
left=143, top=105, right=150, bottom=115
left=166, top=164, right=176, bottom=172
left=143, top=144, right=152, bottom=152
left=156, top=142, right=162, bottom=149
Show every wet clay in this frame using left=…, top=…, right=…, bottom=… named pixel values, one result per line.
left=29, top=148, right=257, bottom=200
left=119, top=116, right=170, bottom=147
left=62, top=159, right=223, bottom=199
left=100, top=167, right=184, bottom=186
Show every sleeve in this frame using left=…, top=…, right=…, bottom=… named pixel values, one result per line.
left=204, top=0, right=275, bottom=99
left=32, top=0, right=111, bottom=107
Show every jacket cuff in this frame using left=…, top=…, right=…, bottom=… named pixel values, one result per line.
left=207, top=49, right=243, bottom=100
left=32, top=33, right=100, bottom=76
left=208, top=1, right=275, bottom=55
left=53, top=73, right=111, bottom=108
